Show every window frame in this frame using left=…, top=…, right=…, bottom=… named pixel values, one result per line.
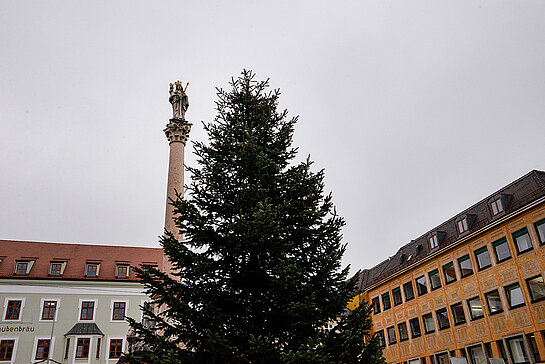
left=40, top=299, right=60, bottom=321
left=429, top=234, right=439, bottom=250
left=490, top=197, right=504, bottom=216
left=526, top=274, right=545, bottom=303
left=79, top=300, right=96, bottom=321
left=398, top=322, right=409, bottom=342
left=392, top=287, right=403, bottom=306
left=429, top=269, right=442, bottom=291
left=474, top=246, right=492, bottom=271
left=371, top=297, right=381, bottom=314
left=416, top=275, right=428, bottom=296
left=115, top=264, right=130, bottom=279
left=381, top=292, right=391, bottom=311
left=442, top=262, right=457, bottom=284
left=504, top=282, right=526, bottom=310
left=422, top=312, right=435, bottom=334
left=512, top=227, right=534, bottom=254
left=33, top=338, right=52, bottom=361
left=85, top=263, right=100, bottom=278
left=457, top=254, right=474, bottom=278
left=386, top=326, right=397, bottom=345
left=75, top=338, right=90, bottom=359
left=14, top=261, right=29, bottom=275
left=492, top=237, right=512, bottom=263
left=450, top=302, right=466, bottom=325
left=436, top=308, right=450, bottom=330
left=108, top=338, right=124, bottom=359
left=467, top=296, right=485, bottom=320
left=485, top=290, right=504, bottom=315
left=409, top=317, right=421, bottom=338
left=49, top=262, right=63, bottom=276
left=3, top=298, right=25, bottom=322
left=534, top=218, right=545, bottom=245
left=403, top=281, right=415, bottom=301
left=0, top=339, right=16, bottom=362
left=457, top=217, right=469, bottom=234
left=375, top=330, right=385, bottom=347
left=111, top=300, right=128, bottom=321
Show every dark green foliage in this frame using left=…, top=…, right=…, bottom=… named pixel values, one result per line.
left=126, top=70, right=384, bottom=363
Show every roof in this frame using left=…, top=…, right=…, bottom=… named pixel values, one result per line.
left=0, top=240, right=164, bottom=281
left=65, top=323, right=104, bottom=336
left=357, top=170, right=545, bottom=293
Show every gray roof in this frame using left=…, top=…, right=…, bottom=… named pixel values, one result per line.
left=357, top=170, right=545, bottom=293
left=65, top=323, right=104, bottom=336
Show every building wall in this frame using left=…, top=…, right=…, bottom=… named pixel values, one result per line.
left=366, top=202, right=545, bottom=364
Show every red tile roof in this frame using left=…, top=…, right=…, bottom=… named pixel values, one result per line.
left=0, top=240, right=164, bottom=281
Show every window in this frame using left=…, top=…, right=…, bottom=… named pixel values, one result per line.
left=375, top=330, right=385, bottom=347
left=112, top=302, right=126, bottom=321
left=15, top=261, right=28, bottom=275
left=35, top=339, right=50, bottom=360
left=80, top=301, right=95, bottom=320
left=526, top=275, right=545, bottom=302
left=96, top=337, right=101, bottom=359
left=512, top=227, right=533, bottom=254
left=115, top=264, right=129, bottom=278
left=506, top=335, right=530, bottom=364
left=76, top=338, right=90, bottom=358
left=381, top=292, right=391, bottom=311
left=422, top=313, right=435, bottom=333
left=371, top=297, right=381, bottom=314
left=403, top=281, right=415, bottom=301
left=442, top=262, right=457, bottom=284
left=398, top=322, right=409, bottom=342
left=485, top=290, right=503, bottom=315
left=49, top=262, right=63, bottom=276
left=467, top=296, right=484, bottom=320
left=493, top=238, right=511, bottom=263
left=457, top=218, right=469, bottom=234
left=490, top=197, right=504, bottom=216
left=392, top=287, right=403, bottom=306
left=457, top=255, right=473, bottom=278
left=467, top=344, right=487, bottom=364
left=474, top=246, right=492, bottom=270
left=534, top=218, right=545, bottom=245
left=409, top=317, right=421, bottom=338
left=5, top=300, right=22, bottom=320
left=429, top=269, right=442, bottom=290
left=527, top=333, right=541, bottom=362
left=416, top=276, right=428, bottom=296
left=451, top=303, right=466, bottom=325
left=429, top=234, right=439, bottom=249
left=41, top=301, right=57, bottom=320
left=64, top=338, right=70, bottom=359
left=109, top=339, right=123, bottom=358
left=387, top=326, right=397, bottom=345
left=436, top=308, right=450, bottom=330
left=85, top=263, right=99, bottom=278
left=505, top=283, right=525, bottom=309
left=0, top=340, right=15, bottom=361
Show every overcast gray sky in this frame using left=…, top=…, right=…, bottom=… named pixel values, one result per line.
left=1, top=1, right=544, bottom=276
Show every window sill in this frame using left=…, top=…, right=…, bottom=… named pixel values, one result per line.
left=531, top=297, right=545, bottom=304
left=488, top=310, right=504, bottom=316
left=460, top=272, right=474, bottom=279
left=439, top=326, right=451, bottom=331
left=445, top=280, right=457, bottom=285
left=516, top=247, right=534, bottom=255
left=470, top=315, right=484, bottom=321
left=508, top=303, right=526, bottom=310
left=495, top=257, right=512, bottom=264
left=424, top=330, right=435, bottom=335
left=477, top=265, right=492, bottom=272
left=454, top=321, right=467, bottom=326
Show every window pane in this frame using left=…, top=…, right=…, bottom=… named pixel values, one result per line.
left=5, top=300, right=21, bottom=320
left=398, top=322, right=408, bottom=341
left=507, top=336, right=529, bottom=364
left=513, top=228, right=533, bottom=253
left=371, top=297, right=381, bottom=314
left=527, top=275, right=545, bottom=302
left=0, top=340, right=15, bottom=361
left=423, top=313, right=435, bottom=333
left=468, top=345, right=487, bottom=364
left=35, top=339, right=50, bottom=360
left=451, top=303, right=466, bottom=325
left=485, top=290, right=503, bottom=314
left=42, top=301, right=57, bottom=320
left=429, top=269, right=442, bottom=290
left=475, top=247, right=492, bottom=270
left=409, top=317, right=421, bottom=338
left=535, top=219, right=545, bottom=244
left=443, top=262, right=456, bottom=283
left=403, top=281, right=415, bottom=301
left=392, top=288, right=403, bottom=306
left=382, top=292, right=391, bottom=310
left=416, top=276, right=428, bottom=295
left=493, top=238, right=511, bottom=262
left=387, top=326, right=397, bottom=345
left=505, top=283, right=525, bottom=308
left=436, top=308, right=450, bottom=329
left=375, top=330, right=385, bottom=347
left=467, top=297, right=484, bottom=319
left=458, top=255, right=473, bottom=277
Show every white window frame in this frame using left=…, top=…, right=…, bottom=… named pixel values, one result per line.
left=73, top=336, right=93, bottom=363
left=78, top=299, right=97, bottom=322
left=14, top=260, right=35, bottom=275
left=429, top=234, right=439, bottom=249
left=115, top=264, right=130, bottom=278
left=39, top=298, right=61, bottom=322
left=2, top=297, right=25, bottom=322
left=32, top=336, right=55, bottom=361
left=0, top=337, right=19, bottom=364
left=490, top=197, right=504, bottom=216
left=457, top=218, right=469, bottom=234
left=107, top=336, right=125, bottom=361
left=49, top=261, right=67, bottom=276
left=110, top=300, right=129, bottom=322
left=85, top=262, right=101, bottom=277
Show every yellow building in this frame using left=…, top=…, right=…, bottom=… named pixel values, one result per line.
left=354, top=170, right=545, bottom=364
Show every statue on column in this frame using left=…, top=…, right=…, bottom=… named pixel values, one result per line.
left=169, top=81, right=189, bottom=120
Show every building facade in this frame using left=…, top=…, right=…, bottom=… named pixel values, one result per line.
left=353, top=170, right=545, bottom=364
left=0, top=240, right=163, bottom=364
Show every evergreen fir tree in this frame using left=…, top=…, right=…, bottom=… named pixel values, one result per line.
left=126, top=70, right=384, bottom=363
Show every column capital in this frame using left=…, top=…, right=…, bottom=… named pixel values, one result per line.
left=164, top=119, right=192, bottom=145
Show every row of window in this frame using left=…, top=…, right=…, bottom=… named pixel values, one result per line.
left=390, top=332, right=542, bottom=364
left=373, top=220, right=545, bottom=313
left=377, top=276, right=545, bottom=347
left=2, top=299, right=127, bottom=322
left=0, top=337, right=124, bottom=361
left=9, top=260, right=138, bottom=278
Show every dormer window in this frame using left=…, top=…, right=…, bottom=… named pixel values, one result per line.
left=490, top=197, right=504, bottom=216
left=429, top=235, right=439, bottom=249
left=14, top=260, right=34, bottom=275
left=115, top=264, right=129, bottom=279
left=457, top=218, right=469, bottom=234
left=85, top=263, right=100, bottom=278
left=49, top=261, right=67, bottom=276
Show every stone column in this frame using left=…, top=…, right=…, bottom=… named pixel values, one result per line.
left=163, top=119, right=191, bottom=238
